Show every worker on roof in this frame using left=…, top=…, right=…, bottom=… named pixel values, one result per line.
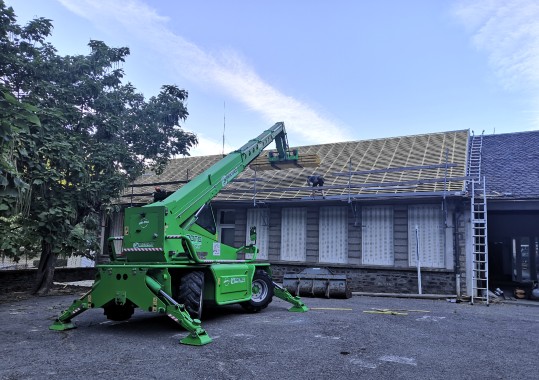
left=307, top=175, right=325, bottom=198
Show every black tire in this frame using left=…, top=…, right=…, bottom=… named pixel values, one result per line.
left=103, top=302, right=134, bottom=321
left=241, top=269, right=274, bottom=312
left=177, top=271, right=204, bottom=320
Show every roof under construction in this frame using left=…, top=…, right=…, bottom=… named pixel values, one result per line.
left=120, top=129, right=470, bottom=204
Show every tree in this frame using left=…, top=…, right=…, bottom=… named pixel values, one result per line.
left=0, top=1, right=197, bottom=294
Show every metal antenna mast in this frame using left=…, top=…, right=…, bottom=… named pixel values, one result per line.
left=222, top=101, right=226, bottom=156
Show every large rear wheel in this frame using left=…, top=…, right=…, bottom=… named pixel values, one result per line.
left=241, top=269, right=274, bottom=312
left=177, top=271, right=204, bottom=320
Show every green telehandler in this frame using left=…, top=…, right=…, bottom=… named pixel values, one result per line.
left=49, top=122, right=308, bottom=345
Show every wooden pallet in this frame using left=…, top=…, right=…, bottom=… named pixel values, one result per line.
left=250, top=153, right=320, bottom=170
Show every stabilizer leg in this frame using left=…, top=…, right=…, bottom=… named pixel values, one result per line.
left=166, top=304, right=212, bottom=346
left=144, top=276, right=212, bottom=345
left=273, top=282, right=309, bottom=312
left=49, top=291, right=92, bottom=331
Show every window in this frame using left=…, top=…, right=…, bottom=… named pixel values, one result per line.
left=281, top=208, right=306, bottom=261
left=319, top=207, right=348, bottom=264
left=195, top=204, right=216, bottom=234
left=408, top=205, right=444, bottom=268
left=362, top=206, right=394, bottom=265
left=246, top=208, right=269, bottom=260
left=217, top=209, right=235, bottom=246
left=512, top=237, right=538, bottom=282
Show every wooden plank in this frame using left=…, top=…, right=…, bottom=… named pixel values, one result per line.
left=250, top=154, right=320, bottom=171
left=333, top=163, right=459, bottom=176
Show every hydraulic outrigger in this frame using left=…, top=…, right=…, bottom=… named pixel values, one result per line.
left=50, top=122, right=308, bottom=345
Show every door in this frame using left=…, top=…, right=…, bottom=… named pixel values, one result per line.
left=512, top=237, right=538, bottom=282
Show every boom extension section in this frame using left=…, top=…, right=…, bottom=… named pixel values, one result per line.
left=159, top=122, right=297, bottom=227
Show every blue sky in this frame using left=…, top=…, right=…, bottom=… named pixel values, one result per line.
left=7, top=0, right=539, bottom=156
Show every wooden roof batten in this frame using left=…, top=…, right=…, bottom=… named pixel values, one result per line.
left=223, top=150, right=467, bottom=202
left=117, top=129, right=469, bottom=204
left=332, top=163, right=460, bottom=176
left=221, top=176, right=470, bottom=195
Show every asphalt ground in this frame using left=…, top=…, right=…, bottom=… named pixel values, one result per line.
left=1, top=291, right=538, bottom=380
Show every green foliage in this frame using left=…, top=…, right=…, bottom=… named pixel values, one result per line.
left=0, top=215, right=40, bottom=260
left=0, top=1, right=197, bottom=287
left=0, top=85, right=40, bottom=214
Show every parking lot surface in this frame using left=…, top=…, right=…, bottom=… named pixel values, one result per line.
left=1, top=292, right=537, bottom=380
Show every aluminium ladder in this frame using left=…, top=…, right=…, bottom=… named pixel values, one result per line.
left=468, top=133, right=489, bottom=304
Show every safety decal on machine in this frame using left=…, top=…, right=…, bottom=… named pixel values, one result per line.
left=213, top=242, right=221, bottom=256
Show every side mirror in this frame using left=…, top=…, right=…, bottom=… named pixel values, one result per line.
left=249, top=226, right=257, bottom=244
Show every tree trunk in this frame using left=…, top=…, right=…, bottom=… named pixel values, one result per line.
left=32, top=239, right=56, bottom=295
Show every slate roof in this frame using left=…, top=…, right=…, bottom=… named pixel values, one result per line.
left=481, top=130, right=539, bottom=199
left=120, top=129, right=469, bottom=205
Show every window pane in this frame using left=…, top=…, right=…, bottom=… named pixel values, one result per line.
left=220, top=210, right=235, bottom=224
left=362, top=206, right=394, bottom=265
left=408, top=205, right=444, bottom=268
left=221, top=227, right=235, bottom=246
left=319, top=207, right=348, bottom=264
left=246, top=208, right=269, bottom=260
left=196, top=205, right=216, bottom=234
left=281, top=208, right=306, bottom=261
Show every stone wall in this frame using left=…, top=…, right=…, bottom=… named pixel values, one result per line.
left=1, top=264, right=455, bottom=295
left=269, top=262, right=456, bottom=295
left=0, top=268, right=95, bottom=293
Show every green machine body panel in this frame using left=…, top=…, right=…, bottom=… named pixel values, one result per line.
left=210, top=264, right=254, bottom=304
left=122, top=206, right=166, bottom=262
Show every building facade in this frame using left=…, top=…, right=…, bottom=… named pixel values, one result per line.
left=479, top=131, right=539, bottom=295
left=103, top=129, right=475, bottom=296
